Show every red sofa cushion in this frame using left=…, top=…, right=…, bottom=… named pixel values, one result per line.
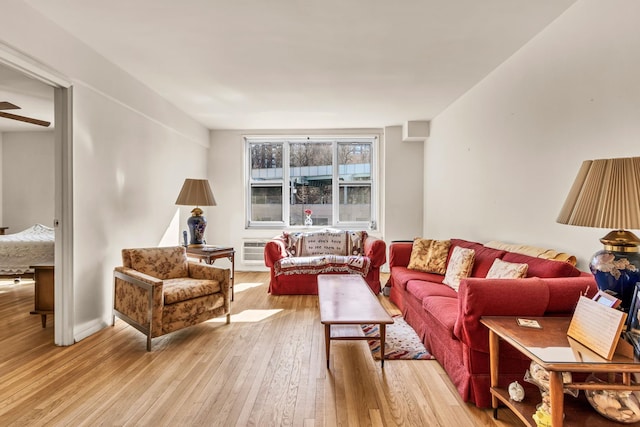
left=501, top=252, right=581, bottom=278
left=406, top=279, right=458, bottom=300
left=390, top=267, right=445, bottom=291
left=449, top=239, right=506, bottom=278
left=422, top=296, right=459, bottom=339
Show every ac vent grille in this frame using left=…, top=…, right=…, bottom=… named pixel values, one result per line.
left=243, top=240, right=267, bottom=263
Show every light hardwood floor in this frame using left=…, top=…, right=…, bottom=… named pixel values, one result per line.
left=0, top=272, right=523, bottom=426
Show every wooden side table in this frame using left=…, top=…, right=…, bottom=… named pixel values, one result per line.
left=186, top=246, right=235, bottom=301
left=0, top=227, right=8, bottom=235
left=481, top=316, right=640, bottom=426
left=30, top=264, right=54, bottom=328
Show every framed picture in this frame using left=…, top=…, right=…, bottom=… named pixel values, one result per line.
left=592, top=290, right=622, bottom=309
left=627, top=283, right=640, bottom=331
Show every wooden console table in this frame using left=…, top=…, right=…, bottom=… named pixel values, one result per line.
left=481, top=316, right=640, bottom=426
left=186, top=246, right=235, bottom=301
left=30, top=264, right=54, bottom=328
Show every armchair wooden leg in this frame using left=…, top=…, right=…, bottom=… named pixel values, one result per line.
left=226, top=313, right=231, bottom=324
left=147, top=334, right=152, bottom=352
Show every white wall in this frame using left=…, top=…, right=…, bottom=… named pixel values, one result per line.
left=425, top=0, right=640, bottom=270
left=1, top=131, right=54, bottom=231
left=383, top=126, right=424, bottom=244
left=0, top=2, right=210, bottom=341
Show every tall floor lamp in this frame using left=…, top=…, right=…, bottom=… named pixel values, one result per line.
left=557, top=156, right=640, bottom=310
left=175, top=178, right=216, bottom=247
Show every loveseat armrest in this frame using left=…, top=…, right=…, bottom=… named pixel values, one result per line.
left=264, top=236, right=288, bottom=267
left=389, top=241, right=413, bottom=268
left=454, top=277, right=551, bottom=353
left=364, top=235, right=387, bottom=267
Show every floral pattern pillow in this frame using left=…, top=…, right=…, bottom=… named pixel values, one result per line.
left=443, top=246, right=475, bottom=292
left=407, top=238, right=451, bottom=275
left=486, top=258, right=528, bottom=279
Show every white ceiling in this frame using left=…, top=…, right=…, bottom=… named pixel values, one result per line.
left=0, top=64, right=54, bottom=132
left=7, top=0, right=577, bottom=131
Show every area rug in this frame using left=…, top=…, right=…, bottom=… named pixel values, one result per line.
left=361, top=315, right=434, bottom=360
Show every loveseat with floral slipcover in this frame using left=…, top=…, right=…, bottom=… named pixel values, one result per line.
left=264, top=229, right=386, bottom=295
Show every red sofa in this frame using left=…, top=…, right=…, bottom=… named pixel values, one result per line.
left=264, top=229, right=386, bottom=295
left=388, top=238, right=597, bottom=408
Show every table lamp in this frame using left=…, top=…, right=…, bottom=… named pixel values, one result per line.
left=175, top=178, right=216, bottom=247
left=557, top=157, right=640, bottom=310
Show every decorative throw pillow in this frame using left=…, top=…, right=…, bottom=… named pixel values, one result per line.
left=283, top=232, right=304, bottom=257
left=443, top=246, right=475, bottom=292
left=486, top=258, right=529, bottom=279
left=347, top=230, right=367, bottom=255
left=407, top=238, right=451, bottom=275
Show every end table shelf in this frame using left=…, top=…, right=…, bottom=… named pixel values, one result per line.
left=490, top=387, right=640, bottom=426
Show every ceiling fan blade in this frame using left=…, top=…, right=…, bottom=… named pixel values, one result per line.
left=0, top=101, right=20, bottom=111
left=0, top=111, right=51, bottom=127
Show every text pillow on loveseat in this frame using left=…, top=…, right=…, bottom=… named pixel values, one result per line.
left=264, top=229, right=386, bottom=295
left=388, top=238, right=596, bottom=408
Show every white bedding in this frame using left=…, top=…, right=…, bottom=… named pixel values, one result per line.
left=0, top=224, right=55, bottom=275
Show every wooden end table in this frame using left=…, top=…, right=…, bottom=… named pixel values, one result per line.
left=30, top=264, right=54, bottom=328
left=318, top=274, right=394, bottom=368
left=481, top=316, right=640, bottom=426
left=186, top=246, right=235, bottom=301
left=0, top=227, right=8, bottom=235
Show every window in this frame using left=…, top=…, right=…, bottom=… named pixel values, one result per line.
left=246, top=136, right=377, bottom=229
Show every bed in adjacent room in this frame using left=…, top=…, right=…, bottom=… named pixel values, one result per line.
left=0, top=224, right=55, bottom=276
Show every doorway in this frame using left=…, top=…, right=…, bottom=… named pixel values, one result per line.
left=0, top=44, right=74, bottom=346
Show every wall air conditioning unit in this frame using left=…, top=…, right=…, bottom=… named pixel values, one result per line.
left=242, top=240, right=268, bottom=264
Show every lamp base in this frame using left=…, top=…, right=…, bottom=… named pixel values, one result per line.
left=187, top=210, right=207, bottom=246
left=589, top=230, right=640, bottom=311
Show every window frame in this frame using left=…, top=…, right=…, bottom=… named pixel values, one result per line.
left=245, top=135, right=378, bottom=230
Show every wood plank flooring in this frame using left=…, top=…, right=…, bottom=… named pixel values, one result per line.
left=0, top=273, right=524, bottom=426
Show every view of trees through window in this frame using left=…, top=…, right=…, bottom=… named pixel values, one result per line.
left=247, top=137, right=374, bottom=227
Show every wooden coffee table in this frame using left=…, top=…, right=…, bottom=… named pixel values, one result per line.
left=318, top=274, right=394, bottom=368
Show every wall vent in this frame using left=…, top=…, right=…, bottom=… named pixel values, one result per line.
left=243, top=240, right=268, bottom=263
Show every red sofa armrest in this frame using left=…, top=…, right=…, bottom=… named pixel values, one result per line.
left=543, top=275, right=598, bottom=313
left=264, top=238, right=288, bottom=267
left=389, top=241, right=413, bottom=268
left=454, top=277, right=551, bottom=353
left=364, top=235, right=387, bottom=267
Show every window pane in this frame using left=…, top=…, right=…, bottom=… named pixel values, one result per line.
left=251, top=186, right=282, bottom=221
left=339, top=143, right=371, bottom=181
left=339, top=185, right=371, bottom=222
left=250, top=143, right=283, bottom=180
left=289, top=143, right=333, bottom=226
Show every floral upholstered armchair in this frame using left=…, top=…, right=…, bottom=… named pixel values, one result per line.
left=113, top=246, right=231, bottom=351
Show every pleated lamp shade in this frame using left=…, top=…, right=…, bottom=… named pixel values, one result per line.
left=557, top=157, right=640, bottom=232
left=175, top=179, right=216, bottom=207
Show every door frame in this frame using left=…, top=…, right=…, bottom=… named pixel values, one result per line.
left=0, top=42, right=75, bottom=346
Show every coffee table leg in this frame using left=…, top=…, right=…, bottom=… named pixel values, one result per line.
left=325, top=324, right=331, bottom=369
left=380, top=323, right=386, bottom=368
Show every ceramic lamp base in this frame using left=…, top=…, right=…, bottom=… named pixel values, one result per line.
left=187, top=212, right=207, bottom=246
left=590, top=246, right=640, bottom=312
